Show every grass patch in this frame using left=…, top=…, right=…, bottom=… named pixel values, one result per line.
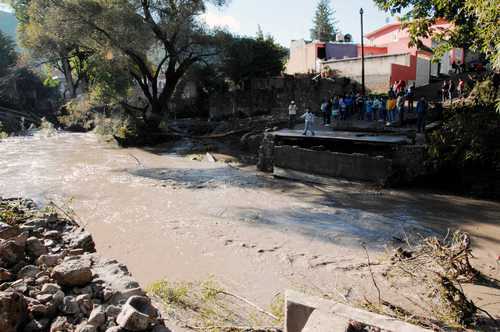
left=147, top=278, right=282, bottom=332
left=0, top=202, right=27, bottom=226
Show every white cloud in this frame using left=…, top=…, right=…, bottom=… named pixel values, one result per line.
left=0, top=3, right=14, bottom=13
left=202, top=12, right=240, bottom=32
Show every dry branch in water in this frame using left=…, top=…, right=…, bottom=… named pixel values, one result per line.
left=383, top=230, right=497, bottom=329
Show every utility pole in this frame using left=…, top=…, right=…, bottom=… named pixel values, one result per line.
left=360, top=8, right=366, bottom=98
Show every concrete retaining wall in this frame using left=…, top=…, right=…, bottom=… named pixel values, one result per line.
left=321, top=53, right=411, bottom=92
left=273, top=145, right=393, bottom=183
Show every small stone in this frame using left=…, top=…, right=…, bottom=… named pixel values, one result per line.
left=68, top=249, right=85, bottom=256
left=0, top=291, right=28, bottom=332
left=26, top=237, right=48, bottom=258
left=35, top=293, right=52, bottom=304
left=24, top=219, right=47, bottom=229
left=35, top=276, right=50, bottom=284
left=49, top=316, right=73, bottom=332
left=18, top=265, right=40, bottom=279
left=105, top=327, right=121, bottom=332
left=45, top=214, right=58, bottom=224
left=0, top=267, right=13, bottom=281
left=52, top=290, right=64, bottom=304
left=105, top=305, right=121, bottom=319
left=77, top=293, right=93, bottom=315
left=69, top=231, right=96, bottom=253
left=0, top=222, right=20, bottom=240
left=37, top=254, right=62, bottom=267
left=40, top=283, right=61, bottom=295
left=88, top=305, right=106, bottom=327
left=29, top=303, right=48, bottom=317
left=59, top=296, right=80, bottom=315
left=75, top=323, right=97, bottom=332
left=23, top=318, right=50, bottom=332
left=103, top=288, right=114, bottom=302
left=73, top=285, right=93, bottom=296
left=44, top=239, right=55, bottom=247
left=43, top=230, right=61, bottom=241
left=116, top=296, right=157, bottom=331
left=52, top=259, right=92, bottom=287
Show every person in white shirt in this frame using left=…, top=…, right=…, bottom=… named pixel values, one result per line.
left=300, top=107, right=315, bottom=136
left=288, top=101, right=297, bottom=129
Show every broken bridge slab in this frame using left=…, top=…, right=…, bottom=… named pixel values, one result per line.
left=272, top=129, right=413, bottom=145
left=285, top=290, right=432, bottom=332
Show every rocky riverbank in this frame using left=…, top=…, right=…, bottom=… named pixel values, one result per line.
left=0, top=197, right=169, bottom=332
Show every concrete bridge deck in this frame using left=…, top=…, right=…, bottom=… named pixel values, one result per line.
left=273, top=129, right=412, bottom=145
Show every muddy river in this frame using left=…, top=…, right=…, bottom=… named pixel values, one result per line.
left=0, top=132, right=499, bottom=315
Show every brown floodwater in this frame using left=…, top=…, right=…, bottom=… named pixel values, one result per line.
left=0, top=132, right=499, bottom=316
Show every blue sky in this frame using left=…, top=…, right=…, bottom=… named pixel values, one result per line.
left=205, top=0, right=395, bottom=46
left=1, top=1, right=395, bottom=47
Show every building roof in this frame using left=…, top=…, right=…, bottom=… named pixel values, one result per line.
left=322, top=52, right=410, bottom=64
left=365, top=22, right=402, bottom=39
left=365, top=18, right=451, bottom=40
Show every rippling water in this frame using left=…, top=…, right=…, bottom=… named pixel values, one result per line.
left=0, top=131, right=498, bottom=259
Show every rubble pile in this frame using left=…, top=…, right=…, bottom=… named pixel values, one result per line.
left=0, top=198, right=169, bottom=332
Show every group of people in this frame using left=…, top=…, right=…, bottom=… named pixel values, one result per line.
left=441, top=78, right=466, bottom=101
left=288, top=79, right=430, bottom=136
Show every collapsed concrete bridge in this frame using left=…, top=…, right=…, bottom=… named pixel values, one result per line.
left=258, top=129, right=426, bottom=185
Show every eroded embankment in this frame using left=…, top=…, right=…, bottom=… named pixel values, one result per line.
left=0, top=197, right=169, bottom=332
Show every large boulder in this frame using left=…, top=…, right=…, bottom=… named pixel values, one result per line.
left=69, top=231, right=96, bottom=253
left=51, top=259, right=92, bottom=287
left=17, top=265, right=41, bottom=279
left=36, top=254, right=63, bottom=267
left=0, top=240, right=25, bottom=267
left=26, top=237, right=48, bottom=258
left=0, top=222, right=21, bottom=240
left=0, top=291, right=28, bottom=332
left=116, top=296, right=158, bottom=331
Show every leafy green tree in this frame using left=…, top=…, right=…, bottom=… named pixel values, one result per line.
left=256, top=25, right=264, bottom=41
left=14, top=0, right=91, bottom=99
left=373, top=0, right=500, bottom=69
left=310, top=0, right=338, bottom=42
left=41, top=0, right=228, bottom=131
left=219, top=33, right=288, bottom=85
left=0, top=30, right=17, bottom=76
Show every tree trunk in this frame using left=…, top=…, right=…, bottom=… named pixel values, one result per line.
left=144, top=101, right=164, bottom=133
left=61, top=57, right=77, bottom=99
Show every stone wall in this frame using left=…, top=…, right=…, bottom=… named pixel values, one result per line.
left=209, top=76, right=361, bottom=121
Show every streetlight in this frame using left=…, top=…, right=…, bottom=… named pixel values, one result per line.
left=360, top=8, right=366, bottom=98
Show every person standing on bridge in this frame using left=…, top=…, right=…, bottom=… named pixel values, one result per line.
left=301, top=107, right=315, bottom=136
left=397, top=92, right=406, bottom=126
left=288, top=101, right=297, bottom=129
left=416, top=97, right=428, bottom=133
left=320, top=98, right=330, bottom=125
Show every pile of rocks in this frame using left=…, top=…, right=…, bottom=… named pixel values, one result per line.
left=0, top=198, right=169, bottom=332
